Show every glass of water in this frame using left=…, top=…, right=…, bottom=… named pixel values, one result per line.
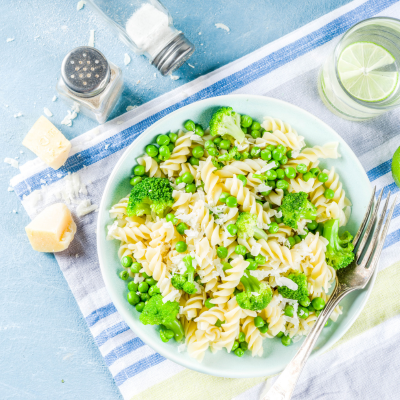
left=318, top=17, right=400, bottom=121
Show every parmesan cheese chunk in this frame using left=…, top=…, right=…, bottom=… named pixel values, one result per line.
left=25, top=203, right=76, bottom=252
left=22, top=116, right=71, bottom=170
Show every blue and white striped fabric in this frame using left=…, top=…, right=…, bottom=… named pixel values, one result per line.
left=12, top=0, right=400, bottom=398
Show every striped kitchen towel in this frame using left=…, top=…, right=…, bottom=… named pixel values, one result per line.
left=11, top=0, right=400, bottom=399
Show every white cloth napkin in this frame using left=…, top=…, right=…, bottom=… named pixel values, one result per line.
left=11, top=0, right=400, bottom=399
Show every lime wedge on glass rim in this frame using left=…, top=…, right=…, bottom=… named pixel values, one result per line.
left=337, top=41, right=399, bottom=102
left=392, top=146, right=400, bottom=188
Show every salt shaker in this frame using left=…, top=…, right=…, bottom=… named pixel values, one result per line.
left=56, top=46, right=123, bottom=124
left=87, top=0, right=195, bottom=75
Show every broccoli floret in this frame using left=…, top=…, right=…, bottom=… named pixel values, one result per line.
left=139, top=295, right=184, bottom=341
left=218, top=146, right=243, bottom=162
left=127, top=177, right=174, bottom=217
left=236, top=272, right=273, bottom=311
left=236, top=212, right=269, bottom=240
left=277, top=272, right=309, bottom=302
left=209, top=107, right=245, bottom=143
left=281, top=192, right=317, bottom=229
left=171, top=256, right=197, bottom=295
left=211, top=157, right=224, bottom=170
left=323, top=219, right=355, bottom=270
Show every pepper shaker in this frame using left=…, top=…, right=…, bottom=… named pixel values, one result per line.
left=86, top=0, right=194, bottom=75
left=56, top=46, right=123, bottom=124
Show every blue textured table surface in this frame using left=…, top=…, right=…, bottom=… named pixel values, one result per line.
left=0, top=1, right=350, bottom=399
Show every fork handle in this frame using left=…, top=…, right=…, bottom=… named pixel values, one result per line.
left=261, top=282, right=355, bottom=400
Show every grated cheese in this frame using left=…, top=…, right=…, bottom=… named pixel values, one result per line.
left=275, top=276, right=298, bottom=290
left=76, top=199, right=98, bottom=217
left=215, top=23, right=230, bottom=33
left=43, top=107, right=53, bottom=117
left=4, top=158, right=19, bottom=169
left=170, top=75, right=180, bottom=81
left=77, top=0, right=86, bottom=11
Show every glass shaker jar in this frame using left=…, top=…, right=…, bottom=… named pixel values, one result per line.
left=86, top=0, right=195, bottom=75
left=56, top=46, right=123, bottom=124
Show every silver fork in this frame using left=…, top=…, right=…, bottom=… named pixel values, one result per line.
left=261, top=188, right=398, bottom=400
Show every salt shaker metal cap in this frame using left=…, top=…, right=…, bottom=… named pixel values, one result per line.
left=61, top=47, right=111, bottom=98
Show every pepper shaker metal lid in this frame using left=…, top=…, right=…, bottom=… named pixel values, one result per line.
left=61, top=46, right=111, bottom=97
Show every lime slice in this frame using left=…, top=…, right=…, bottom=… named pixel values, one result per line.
left=337, top=41, right=398, bottom=102
left=392, top=145, right=400, bottom=188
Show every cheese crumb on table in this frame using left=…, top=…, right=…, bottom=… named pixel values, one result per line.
left=4, top=158, right=19, bottom=169
left=77, top=0, right=86, bottom=11
left=124, top=53, right=131, bottom=65
left=88, top=29, right=95, bottom=47
left=43, top=107, right=53, bottom=117
left=25, top=203, right=77, bottom=252
left=22, top=116, right=71, bottom=170
left=215, top=23, right=230, bottom=32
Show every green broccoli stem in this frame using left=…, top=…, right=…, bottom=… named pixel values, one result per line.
left=163, top=319, right=184, bottom=342
left=323, top=219, right=340, bottom=250
left=183, top=256, right=195, bottom=283
left=223, top=117, right=245, bottom=143
left=253, top=174, right=265, bottom=181
left=253, top=226, right=269, bottom=241
left=301, top=210, right=317, bottom=220
left=240, top=273, right=261, bottom=293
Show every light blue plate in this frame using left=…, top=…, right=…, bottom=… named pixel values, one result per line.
left=97, top=95, right=373, bottom=378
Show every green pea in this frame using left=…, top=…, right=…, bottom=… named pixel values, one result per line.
left=275, top=215, right=283, bottom=223
left=219, top=192, right=230, bottom=204
left=285, top=166, right=296, bottom=179
left=148, top=285, right=160, bottom=296
left=240, top=341, right=248, bottom=351
left=127, top=281, right=138, bottom=292
left=276, top=331, right=284, bottom=338
left=145, top=277, right=157, bottom=286
left=119, top=270, right=129, bottom=280
left=227, top=224, right=238, bottom=236
left=294, top=235, right=301, bottom=244
left=311, top=297, right=326, bottom=310
left=276, top=169, right=285, bottom=179
left=251, top=121, right=261, bottom=131
left=266, top=144, right=275, bottom=152
left=284, top=305, right=294, bottom=317
left=220, top=139, right=231, bottom=150
left=241, top=126, right=248, bottom=134
left=208, top=148, right=219, bottom=156
left=268, top=222, right=279, bottom=234
left=189, top=156, right=199, bottom=166
left=205, top=298, right=215, bottom=309
left=318, top=172, right=329, bottom=183
left=315, top=310, right=321, bottom=317
left=238, top=332, right=246, bottom=342
left=222, top=262, right=232, bottom=271
left=195, top=124, right=204, bottom=137
left=237, top=174, right=247, bottom=186
left=159, top=145, right=171, bottom=160
left=182, top=172, right=194, bottom=184
left=281, top=335, right=291, bottom=346
left=250, top=147, right=261, bottom=158
left=286, top=150, right=293, bottom=159
left=241, top=115, right=253, bottom=128
left=308, top=304, right=315, bottom=313
left=265, top=169, right=277, bottom=180
left=247, top=260, right=258, bottom=270
left=130, top=262, right=142, bottom=274
left=192, top=146, right=204, bottom=159
left=287, top=236, right=296, bottom=248
left=142, top=271, right=150, bottom=278
left=130, top=176, right=142, bottom=186
left=137, top=282, right=149, bottom=293
left=296, top=163, right=307, bottom=174
left=185, top=183, right=196, bottom=193
left=303, top=172, right=313, bottom=182
left=175, top=241, right=187, bottom=253
left=217, top=246, right=228, bottom=259
left=307, top=220, right=318, bottom=231
left=272, top=149, right=283, bottom=161
left=205, top=140, right=215, bottom=149
left=168, top=143, right=174, bottom=152
left=271, top=160, right=280, bottom=169
left=231, top=341, right=239, bottom=352
left=254, top=316, right=265, bottom=328
left=140, top=293, right=150, bottom=302
left=258, top=324, right=269, bottom=334
left=255, top=255, right=266, bottom=264
left=176, top=223, right=188, bottom=235
left=184, top=120, right=196, bottom=131
left=213, top=137, right=222, bottom=145
left=156, top=134, right=170, bottom=146
left=175, top=176, right=183, bottom=185
left=279, top=156, right=288, bottom=166
left=260, top=149, right=272, bottom=161
left=276, top=180, right=289, bottom=190
left=235, top=245, right=247, bottom=256
left=145, top=144, right=159, bottom=157
left=298, top=306, right=309, bottom=319
left=324, top=188, right=335, bottom=199
left=126, top=291, right=140, bottom=306
left=299, top=297, right=311, bottom=307
left=251, top=130, right=261, bottom=139
left=166, top=213, right=175, bottom=223
left=133, top=165, right=145, bottom=176
left=168, top=132, right=178, bottom=143
left=275, top=144, right=285, bottom=153
left=226, top=196, right=238, bottom=208
left=135, top=302, right=145, bottom=312
left=121, top=256, right=133, bottom=268
left=234, top=348, right=244, bottom=357
left=242, top=151, right=249, bottom=159
left=261, top=190, right=272, bottom=196
left=310, top=167, right=320, bottom=177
